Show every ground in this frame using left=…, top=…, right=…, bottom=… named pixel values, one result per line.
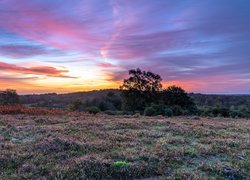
left=0, top=114, right=249, bottom=179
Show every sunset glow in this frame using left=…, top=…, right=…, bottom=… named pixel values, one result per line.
left=1, top=0, right=250, bottom=94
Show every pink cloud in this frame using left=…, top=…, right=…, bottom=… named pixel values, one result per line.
left=0, top=61, right=76, bottom=78
left=98, top=62, right=120, bottom=68
left=0, top=1, right=107, bottom=51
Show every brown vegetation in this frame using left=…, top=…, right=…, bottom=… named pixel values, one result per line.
left=0, top=113, right=249, bottom=179
left=0, top=105, right=65, bottom=115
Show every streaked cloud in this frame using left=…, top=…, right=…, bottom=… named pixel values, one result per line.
left=0, top=61, right=75, bottom=78
left=0, top=0, right=249, bottom=93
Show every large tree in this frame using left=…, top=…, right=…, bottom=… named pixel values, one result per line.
left=120, top=68, right=162, bottom=112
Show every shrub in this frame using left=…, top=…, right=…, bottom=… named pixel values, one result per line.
left=219, top=108, right=230, bottom=117
left=144, top=107, right=156, bottom=116
left=229, top=110, right=240, bottom=118
left=183, top=110, right=191, bottom=116
left=151, top=104, right=166, bottom=115
left=0, top=89, right=19, bottom=105
left=171, top=105, right=183, bottom=116
left=161, top=86, right=195, bottom=110
left=68, top=100, right=83, bottom=111
left=164, top=108, right=173, bottom=117
left=85, top=106, right=100, bottom=115
left=199, top=106, right=250, bottom=118
left=211, top=107, right=230, bottom=117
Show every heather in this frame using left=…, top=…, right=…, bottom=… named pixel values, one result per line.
left=0, top=114, right=249, bottom=179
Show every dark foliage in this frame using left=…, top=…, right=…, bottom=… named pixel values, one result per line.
left=164, top=108, right=173, bottom=117
left=190, top=93, right=250, bottom=108
left=120, top=69, right=196, bottom=115
left=144, top=107, right=156, bottom=116
left=19, top=89, right=250, bottom=115
left=85, top=106, right=100, bottom=114
left=20, top=89, right=121, bottom=109
left=150, top=104, right=167, bottom=116
left=199, top=106, right=250, bottom=118
left=120, top=68, right=162, bottom=112
left=66, top=91, right=122, bottom=112
left=144, top=104, right=174, bottom=117
left=0, top=89, right=20, bottom=105
left=171, top=105, right=184, bottom=116
left=98, top=92, right=122, bottom=111
left=161, top=86, right=196, bottom=110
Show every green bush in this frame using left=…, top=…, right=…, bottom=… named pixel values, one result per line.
left=171, top=105, right=183, bottom=116
left=112, top=161, right=129, bottom=167
left=199, top=106, right=250, bottom=118
left=85, top=106, right=100, bottom=115
left=164, top=108, right=173, bottom=117
left=211, top=107, right=230, bottom=117
left=151, top=104, right=166, bottom=115
left=221, top=108, right=230, bottom=117
left=144, top=107, right=156, bottom=116
left=183, top=110, right=191, bottom=116
left=229, top=110, right=240, bottom=118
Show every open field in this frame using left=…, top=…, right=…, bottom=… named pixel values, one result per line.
left=0, top=114, right=249, bottom=179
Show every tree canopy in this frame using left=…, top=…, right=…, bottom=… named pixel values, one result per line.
left=161, top=85, right=195, bottom=109
left=120, top=68, right=196, bottom=113
left=121, top=68, right=162, bottom=92
left=120, top=68, right=162, bottom=111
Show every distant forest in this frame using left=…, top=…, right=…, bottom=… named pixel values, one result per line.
left=2, top=68, right=250, bottom=118
left=20, top=89, right=250, bottom=109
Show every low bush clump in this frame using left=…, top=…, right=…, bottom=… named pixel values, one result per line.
left=144, top=107, right=156, bottom=116
left=171, top=105, right=184, bottom=116
left=85, top=106, right=100, bottom=115
left=68, top=100, right=83, bottom=112
left=144, top=104, right=186, bottom=117
left=164, top=108, right=173, bottom=117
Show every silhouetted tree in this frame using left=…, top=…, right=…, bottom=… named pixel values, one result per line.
left=120, top=68, right=162, bottom=112
left=0, top=89, right=20, bottom=105
left=161, top=86, right=195, bottom=111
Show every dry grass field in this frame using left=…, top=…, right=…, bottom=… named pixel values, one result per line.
left=0, top=114, right=249, bottom=179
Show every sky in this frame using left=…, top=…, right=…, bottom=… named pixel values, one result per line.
left=0, top=0, right=250, bottom=94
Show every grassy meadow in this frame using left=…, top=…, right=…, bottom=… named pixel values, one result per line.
left=0, top=113, right=249, bottom=179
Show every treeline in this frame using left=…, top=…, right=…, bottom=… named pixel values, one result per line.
left=191, top=93, right=250, bottom=118
left=68, top=91, right=122, bottom=115
left=190, top=93, right=250, bottom=108
left=19, top=90, right=250, bottom=111
left=1, top=68, right=250, bottom=118
left=20, top=90, right=121, bottom=109
left=197, top=106, right=250, bottom=118
left=66, top=68, right=196, bottom=116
